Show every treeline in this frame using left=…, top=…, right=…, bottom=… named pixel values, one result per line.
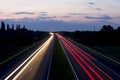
left=62, top=25, right=120, bottom=46
left=0, top=21, right=49, bottom=62
left=0, top=21, right=48, bottom=46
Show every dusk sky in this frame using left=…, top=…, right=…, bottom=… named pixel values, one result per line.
left=0, top=0, right=120, bottom=31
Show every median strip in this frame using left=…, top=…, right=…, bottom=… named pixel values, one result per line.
left=49, top=37, right=76, bottom=80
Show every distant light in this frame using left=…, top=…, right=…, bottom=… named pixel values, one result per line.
left=49, top=32, right=53, bottom=35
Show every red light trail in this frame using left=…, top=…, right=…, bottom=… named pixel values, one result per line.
left=56, top=33, right=113, bottom=80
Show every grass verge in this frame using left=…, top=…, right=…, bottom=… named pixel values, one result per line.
left=49, top=38, right=76, bottom=80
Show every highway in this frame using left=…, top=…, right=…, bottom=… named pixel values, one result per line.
left=56, top=33, right=120, bottom=80
left=4, top=33, right=54, bottom=80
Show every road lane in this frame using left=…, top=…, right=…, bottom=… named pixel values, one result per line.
left=63, top=37, right=113, bottom=79
left=71, top=40, right=120, bottom=76
left=5, top=33, right=54, bottom=80
left=56, top=33, right=120, bottom=80
left=0, top=36, right=50, bottom=79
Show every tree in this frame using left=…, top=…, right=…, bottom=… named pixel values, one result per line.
left=22, top=25, right=28, bottom=32
left=100, top=25, right=114, bottom=31
left=1, top=21, right=5, bottom=31
left=7, top=24, right=10, bottom=31
left=117, top=27, right=120, bottom=32
left=16, top=24, right=20, bottom=30
left=23, top=25, right=26, bottom=29
left=12, top=24, right=14, bottom=31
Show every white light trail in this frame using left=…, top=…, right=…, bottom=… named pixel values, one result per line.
left=5, top=33, right=54, bottom=80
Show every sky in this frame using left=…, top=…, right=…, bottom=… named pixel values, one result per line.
left=0, top=0, right=120, bottom=31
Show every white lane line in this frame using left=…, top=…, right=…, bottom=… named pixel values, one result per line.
left=97, top=60, right=120, bottom=78
left=29, top=67, right=33, bottom=72
left=72, top=40, right=120, bottom=65
left=71, top=39, right=120, bottom=78
left=46, top=34, right=54, bottom=80
left=59, top=40, right=79, bottom=80
left=95, top=51, right=120, bottom=64
left=46, top=41, right=54, bottom=80
left=5, top=34, right=53, bottom=80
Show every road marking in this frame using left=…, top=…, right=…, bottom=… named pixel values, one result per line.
left=65, top=38, right=112, bottom=80
left=98, top=60, right=120, bottom=78
left=29, top=67, right=33, bottom=72
left=47, top=34, right=54, bottom=80
left=57, top=34, right=115, bottom=80
left=74, top=41, right=120, bottom=65
left=59, top=40, right=79, bottom=80
left=62, top=40, right=95, bottom=80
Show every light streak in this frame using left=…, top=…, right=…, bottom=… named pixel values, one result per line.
left=62, top=36, right=113, bottom=80
left=61, top=39, right=95, bottom=80
left=64, top=40, right=103, bottom=80
left=57, top=33, right=113, bottom=80
left=5, top=33, right=54, bottom=80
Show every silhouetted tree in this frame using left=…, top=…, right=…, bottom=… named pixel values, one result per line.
left=23, top=25, right=26, bottom=29
left=100, top=25, right=114, bottom=31
left=21, top=25, right=28, bottom=32
left=73, top=31, right=81, bottom=41
left=117, top=27, right=120, bottom=32
left=7, top=24, right=10, bottom=31
left=1, top=21, right=5, bottom=31
left=12, top=24, right=14, bottom=31
left=16, top=24, right=21, bottom=30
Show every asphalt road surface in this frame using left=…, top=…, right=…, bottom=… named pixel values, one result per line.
left=4, top=33, right=54, bottom=80
left=56, top=33, right=120, bottom=80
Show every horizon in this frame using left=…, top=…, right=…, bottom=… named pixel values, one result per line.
left=0, top=0, right=120, bottom=31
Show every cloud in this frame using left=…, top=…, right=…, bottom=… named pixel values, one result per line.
left=14, top=12, right=35, bottom=15
left=62, top=16, right=71, bottom=18
left=40, top=13, right=47, bottom=16
left=37, top=16, right=56, bottom=20
left=85, top=15, right=113, bottom=20
left=95, top=8, right=102, bottom=11
left=68, top=13, right=84, bottom=15
left=39, top=12, right=47, bottom=16
left=89, top=2, right=95, bottom=5
left=40, top=12, right=47, bottom=14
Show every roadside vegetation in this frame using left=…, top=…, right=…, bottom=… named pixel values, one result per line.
left=90, top=46, right=120, bottom=61
left=103, top=46, right=120, bottom=53
left=49, top=37, right=76, bottom=80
